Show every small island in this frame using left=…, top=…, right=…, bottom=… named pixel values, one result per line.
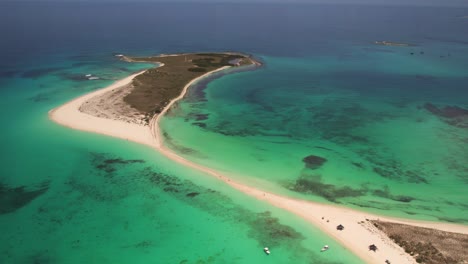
left=375, top=41, right=415, bottom=47
left=80, top=52, right=260, bottom=126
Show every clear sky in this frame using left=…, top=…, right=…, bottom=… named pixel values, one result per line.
left=170, top=0, right=468, bottom=6
left=2, top=0, right=468, bottom=7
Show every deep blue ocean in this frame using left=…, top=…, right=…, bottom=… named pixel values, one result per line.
left=1, top=2, right=467, bottom=263
left=2, top=2, right=468, bottom=60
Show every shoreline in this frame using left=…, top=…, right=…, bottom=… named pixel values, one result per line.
left=150, top=65, right=232, bottom=148
left=49, top=58, right=468, bottom=264
left=49, top=70, right=155, bottom=146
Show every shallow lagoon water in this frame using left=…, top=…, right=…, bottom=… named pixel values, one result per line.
left=161, top=45, right=468, bottom=223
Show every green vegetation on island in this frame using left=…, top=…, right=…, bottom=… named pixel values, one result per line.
left=121, top=53, right=259, bottom=123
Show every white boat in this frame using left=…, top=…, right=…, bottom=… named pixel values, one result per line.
left=321, top=245, right=329, bottom=252
left=88, top=77, right=99, bottom=80
left=85, top=74, right=92, bottom=77
left=264, top=247, right=270, bottom=255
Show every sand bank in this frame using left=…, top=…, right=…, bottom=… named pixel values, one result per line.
left=50, top=64, right=468, bottom=264
left=49, top=71, right=156, bottom=147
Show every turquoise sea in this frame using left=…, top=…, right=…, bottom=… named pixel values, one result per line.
left=1, top=2, right=468, bottom=263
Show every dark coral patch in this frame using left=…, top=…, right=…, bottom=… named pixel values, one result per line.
left=103, top=158, right=145, bottom=165
left=404, top=171, right=428, bottom=184
left=288, top=177, right=365, bottom=202
left=194, top=113, right=209, bottom=121
left=247, top=211, right=304, bottom=247
left=424, top=103, right=468, bottom=128
left=192, top=122, right=207, bottom=128
left=144, top=168, right=185, bottom=190
left=424, top=103, right=468, bottom=118
left=351, top=162, right=365, bottom=169
left=163, top=186, right=179, bottom=193
left=28, top=251, right=55, bottom=264
left=122, top=240, right=153, bottom=249
left=302, top=155, right=327, bottom=169
left=373, top=166, right=428, bottom=184
left=139, top=168, right=315, bottom=253
left=65, top=153, right=148, bottom=201
left=186, top=192, right=200, bottom=198
left=314, top=146, right=333, bottom=151
left=93, top=155, right=145, bottom=174
left=373, top=167, right=395, bottom=180
left=0, top=182, right=49, bottom=214
left=373, top=187, right=415, bottom=203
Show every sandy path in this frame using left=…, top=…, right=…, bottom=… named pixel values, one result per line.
left=50, top=65, right=468, bottom=264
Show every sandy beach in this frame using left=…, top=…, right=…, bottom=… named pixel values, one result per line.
left=49, top=71, right=155, bottom=146
left=50, top=64, right=468, bottom=264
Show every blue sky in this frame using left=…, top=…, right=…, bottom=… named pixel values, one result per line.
left=182, top=0, right=468, bottom=6
left=2, top=0, right=468, bottom=7
left=180, top=0, right=468, bottom=5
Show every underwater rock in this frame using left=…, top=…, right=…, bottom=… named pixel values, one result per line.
left=373, top=167, right=397, bottom=180
left=424, top=103, right=468, bottom=118
left=103, top=158, right=145, bottom=165
left=193, top=113, right=209, bottom=121
left=0, top=182, right=49, bottom=214
left=373, top=187, right=415, bottom=203
left=424, top=103, right=468, bottom=128
left=351, top=162, right=365, bottom=169
left=314, top=146, right=333, bottom=151
left=289, top=177, right=365, bottom=202
left=302, top=155, right=327, bottom=169
left=404, top=171, right=428, bottom=184
left=248, top=211, right=304, bottom=247
left=186, top=192, right=200, bottom=198
left=373, top=166, right=428, bottom=184
left=93, top=155, right=145, bottom=174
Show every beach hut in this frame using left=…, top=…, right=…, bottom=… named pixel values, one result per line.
left=336, top=224, right=344, bottom=231
left=369, top=244, right=378, bottom=252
